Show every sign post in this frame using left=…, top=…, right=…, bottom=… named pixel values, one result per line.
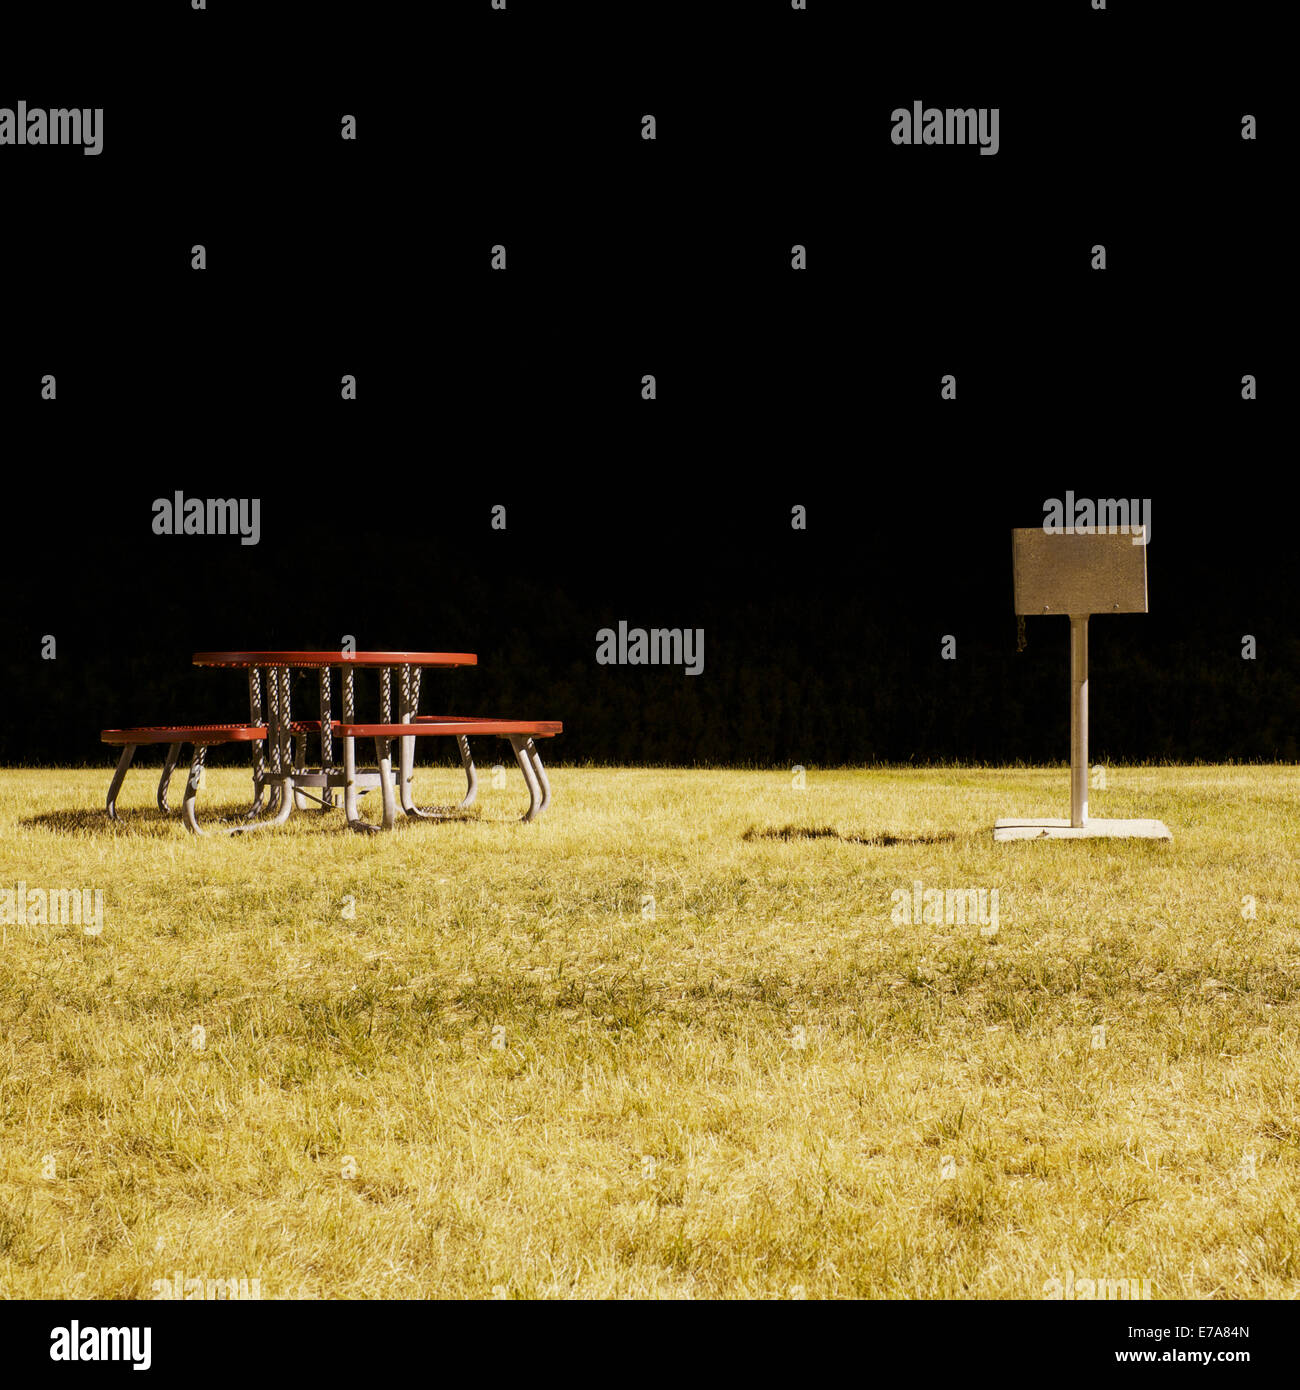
left=994, top=527, right=1171, bottom=842
left=1070, top=613, right=1088, bottom=828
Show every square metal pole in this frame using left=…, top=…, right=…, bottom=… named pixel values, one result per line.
left=1070, top=614, right=1088, bottom=828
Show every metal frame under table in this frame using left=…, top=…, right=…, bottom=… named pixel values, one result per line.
left=191, top=650, right=478, bottom=832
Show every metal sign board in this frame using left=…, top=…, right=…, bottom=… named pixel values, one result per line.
left=1012, top=528, right=1148, bottom=616
left=996, top=526, right=1169, bottom=842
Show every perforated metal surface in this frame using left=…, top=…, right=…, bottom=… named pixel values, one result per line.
left=1012, top=528, right=1148, bottom=616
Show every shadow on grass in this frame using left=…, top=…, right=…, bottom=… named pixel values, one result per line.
left=23, top=801, right=487, bottom=835
left=23, top=803, right=266, bottom=834
left=743, top=825, right=957, bottom=847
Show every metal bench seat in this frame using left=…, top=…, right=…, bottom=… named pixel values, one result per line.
left=332, top=718, right=561, bottom=832
left=99, top=724, right=286, bottom=835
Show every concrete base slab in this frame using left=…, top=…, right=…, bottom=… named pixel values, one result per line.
left=994, top=817, right=1172, bottom=842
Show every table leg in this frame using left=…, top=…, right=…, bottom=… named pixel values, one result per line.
left=246, top=667, right=266, bottom=817
left=341, top=666, right=377, bottom=833
left=279, top=668, right=296, bottom=815
left=319, top=667, right=336, bottom=810
left=262, top=667, right=297, bottom=820
left=293, top=725, right=311, bottom=810
left=264, top=672, right=282, bottom=815
left=378, top=667, right=398, bottom=829
left=398, top=664, right=417, bottom=816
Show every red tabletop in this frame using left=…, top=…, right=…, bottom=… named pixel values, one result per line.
left=193, top=651, right=477, bottom=669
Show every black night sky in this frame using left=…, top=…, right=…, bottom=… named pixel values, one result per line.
left=1, top=3, right=1285, bottom=766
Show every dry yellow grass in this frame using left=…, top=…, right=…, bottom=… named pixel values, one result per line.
left=1, top=762, right=1297, bottom=1299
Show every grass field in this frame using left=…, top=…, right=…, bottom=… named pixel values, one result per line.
left=1, top=762, right=1298, bottom=1299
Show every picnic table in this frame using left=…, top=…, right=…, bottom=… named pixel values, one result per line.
left=101, top=650, right=561, bottom=835
left=193, top=650, right=476, bottom=827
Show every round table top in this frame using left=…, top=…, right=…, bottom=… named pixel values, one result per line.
left=193, top=651, right=478, bottom=669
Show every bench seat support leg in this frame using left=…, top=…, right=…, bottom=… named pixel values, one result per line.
left=106, top=745, right=137, bottom=821
left=157, top=742, right=183, bottom=813
left=183, top=746, right=293, bottom=837
left=293, top=732, right=312, bottom=810
left=525, top=739, right=551, bottom=817
left=376, top=739, right=398, bottom=830
left=458, top=735, right=478, bottom=809
left=400, top=733, right=477, bottom=820
left=343, top=736, right=379, bottom=835
left=229, top=775, right=294, bottom=834
left=509, top=735, right=544, bottom=822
